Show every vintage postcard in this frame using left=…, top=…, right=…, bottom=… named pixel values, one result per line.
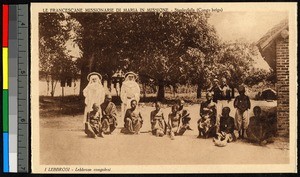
left=30, top=2, right=297, bottom=173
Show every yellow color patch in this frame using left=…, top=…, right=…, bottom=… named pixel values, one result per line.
left=3, top=48, right=8, bottom=89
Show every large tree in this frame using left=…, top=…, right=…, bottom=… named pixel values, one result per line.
left=70, top=12, right=220, bottom=100
left=39, top=13, right=78, bottom=97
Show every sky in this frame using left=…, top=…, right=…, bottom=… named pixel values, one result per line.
left=208, top=11, right=288, bottom=43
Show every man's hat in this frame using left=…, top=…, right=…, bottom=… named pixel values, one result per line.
left=87, top=72, right=102, bottom=81
left=124, top=71, right=137, bottom=79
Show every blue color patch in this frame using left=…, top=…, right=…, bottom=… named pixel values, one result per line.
left=3, top=133, right=9, bottom=172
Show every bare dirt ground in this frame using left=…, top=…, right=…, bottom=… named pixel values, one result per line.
left=39, top=101, right=289, bottom=165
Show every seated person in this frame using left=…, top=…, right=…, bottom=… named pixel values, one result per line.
left=177, top=99, right=192, bottom=130
left=85, top=103, right=104, bottom=138
left=100, top=94, right=118, bottom=134
left=121, top=100, right=143, bottom=134
left=247, top=106, right=274, bottom=146
left=214, top=107, right=236, bottom=146
left=197, top=92, right=217, bottom=138
left=168, top=104, right=186, bottom=140
left=150, top=101, right=166, bottom=137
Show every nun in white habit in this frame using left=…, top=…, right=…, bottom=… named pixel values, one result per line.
left=83, top=72, right=105, bottom=123
left=120, top=72, right=140, bottom=119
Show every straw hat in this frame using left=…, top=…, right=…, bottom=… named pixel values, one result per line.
left=87, top=72, right=102, bottom=81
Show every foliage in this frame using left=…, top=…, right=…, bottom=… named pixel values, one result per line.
left=40, top=12, right=274, bottom=99
left=70, top=12, right=220, bottom=99
left=39, top=13, right=79, bottom=96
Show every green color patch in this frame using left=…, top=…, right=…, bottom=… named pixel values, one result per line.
left=3, top=90, right=9, bottom=132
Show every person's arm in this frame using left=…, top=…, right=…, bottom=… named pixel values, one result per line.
left=150, top=111, right=154, bottom=124
left=111, top=103, right=117, bottom=119
left=86, top=112, right=90, bottom=122
left=233, top=97, right=238, bottom=108
left=124, top=109, right=130, bottom=122
left=199, top=102, right=204, bottom=117
left=97, top=112, right=101, bottom=122
left=228, top=118, right=235, bottom=133
left=139, top=112, right=143, bottom=123
left=161, top=112, right=166, bottom=130
left=211, top=104, right=217, bottom=117
left=168, top=114, right=172, bottom=129
left=176, top=115, right=182, bottom=133
left=247, top=96, right=251, bottom=110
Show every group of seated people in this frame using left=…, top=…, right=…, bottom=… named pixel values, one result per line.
left=85, top=89, right=274, bottom=146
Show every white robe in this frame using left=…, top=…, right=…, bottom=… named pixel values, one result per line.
left=83, top=83, right=105, bottom=123
left=120, top=80, right=140, bottom=119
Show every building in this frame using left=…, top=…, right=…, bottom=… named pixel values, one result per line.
left=256, top=19, right=289, bottom=137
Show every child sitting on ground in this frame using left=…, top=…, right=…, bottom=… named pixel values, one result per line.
left=168, top=104, right=186, bottom=140
left=198, top=92, right=217, bottom=138
left=247, top=106, right=274, bottom=146
left=213, top=107, right=236, bottom=147
left=150, top=101, right=166, bottom=137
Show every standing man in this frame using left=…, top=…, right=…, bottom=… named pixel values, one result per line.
left=120, top=72, right=140, bottom=119
left=100, top=94, right=118, bottom=134
left=83, top=72, right=105, bottom=124
left=220, top=77, right=231, bottom=101
left=209, top=78, right=222, bottom=103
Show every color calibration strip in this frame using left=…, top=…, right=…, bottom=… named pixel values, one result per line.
left=3, top=4, right=10, bottom=173
left=9, top=5, right=19, bottom=173
left=2, top=4, right=29, bottom=173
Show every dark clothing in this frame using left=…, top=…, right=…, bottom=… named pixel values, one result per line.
left=209, top=86, right=222, bottom=103
left=168, top=112, right=187, bottom=136
left=100, top=102, right=117, bottom=134
left=199, top=100, right=217, bottom=125
left=247, top=116, right=273, bottom=143
left=178, top=107, right=191, bottom=126
left=121, top=108, right=143, bottom=134
left=198, top=100, right=217, bottom=138
left=234, top=95, right=251, bottom=112
left=85, top=111, right=102, bottom=137
left=219, top=116, right=235, bottom=134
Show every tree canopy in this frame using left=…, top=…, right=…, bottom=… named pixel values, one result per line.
left=39, top=12, right=272, bottom=99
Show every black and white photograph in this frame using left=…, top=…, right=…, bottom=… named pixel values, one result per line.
left=30, top=3, right=297, bottom=173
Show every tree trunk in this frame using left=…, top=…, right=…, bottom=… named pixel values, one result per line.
left=231, top=87, right=235, bottom=98
left=62, top=86, right=64, bottom=97
left=157, top=80, right=165, bottom=101
left=142, top=83, right=147, bottom=99
left=172, top=84, right=177, bottom=98
left=51, top=79, right=55, bottom=97
left=197, top=83, right=202, bottom=98
left=107, top=77, right=112, bottom=92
